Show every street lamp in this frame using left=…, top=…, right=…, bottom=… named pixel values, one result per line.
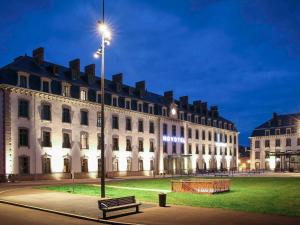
left=94, top=6, right=112, bottom=198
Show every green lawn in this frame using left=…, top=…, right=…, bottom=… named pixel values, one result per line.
left=38, top=177, right=300, bottom=217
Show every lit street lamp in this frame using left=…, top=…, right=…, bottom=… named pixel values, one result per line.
left=94, top=0, right=111, bottom=198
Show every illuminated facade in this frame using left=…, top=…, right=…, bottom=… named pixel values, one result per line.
left=250, top=113, right=300, bottom=172
left=0, top=47, right=238, bottom=180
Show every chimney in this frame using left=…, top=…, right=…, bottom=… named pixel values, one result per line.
left=164, top=91, right=173, bottom=103
left=135, top=81, right=145, bottom=97
left=85, top=64, right=95, bottom=85
left=32, top=47, right=44, bottom=65
left=179, top=96, right=189, bottom=109
left=272, top=112, right=278, bottom=119
left=112, top=73, right=123, bottom=92
left=193, top=100, right=202, bottom=113
left=201, top=102, right=208, bottom=115
left=210, top=105, right=219, bottom=118
left=69, top=59, right=80, bottom=80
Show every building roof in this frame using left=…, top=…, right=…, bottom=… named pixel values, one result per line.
left=251, top=113, right=300, bottom=137
left=0, top=49, right=237, bottom=131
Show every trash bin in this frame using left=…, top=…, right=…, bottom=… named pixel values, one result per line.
left=159, top=193, right=166, bottom=207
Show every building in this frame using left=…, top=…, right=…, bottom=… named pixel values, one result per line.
left=0, top=47, right=239, bottom=181
left=238, top=145, right=250, bottom=171
left=250, top=112, right=300, bottom=172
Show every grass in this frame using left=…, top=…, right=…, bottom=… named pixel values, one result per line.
left=38, top=177, right=300, bottom=217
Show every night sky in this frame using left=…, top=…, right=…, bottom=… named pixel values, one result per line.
left=1, top=0, right=300, bottom=145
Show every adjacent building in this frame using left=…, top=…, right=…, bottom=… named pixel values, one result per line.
left=0, top=47, right=239, bottom=181
left=250, top=113, right=300, bottom=172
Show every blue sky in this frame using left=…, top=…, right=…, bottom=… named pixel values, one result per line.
left=1, top=0, right=300, bottom=145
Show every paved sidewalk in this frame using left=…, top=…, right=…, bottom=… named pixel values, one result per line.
left=1, top=187, right=299, bottom=225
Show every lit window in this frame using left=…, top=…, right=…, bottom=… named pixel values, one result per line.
left=62, top=85, right=70, bottom=97
left=80, top=133, right=88, bottom=149
left=19, top=75, right=28, bottom=88
left=80, top=89, right=87, bottom=101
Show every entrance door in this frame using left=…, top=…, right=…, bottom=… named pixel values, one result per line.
left=63, top=158, right=70, bottom=173
left=19, top=156, right=29, bottom=175
left=255, top=162, right=260, bottom=170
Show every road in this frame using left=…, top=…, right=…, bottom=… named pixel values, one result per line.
left=0, top=203, right=104, bottom=225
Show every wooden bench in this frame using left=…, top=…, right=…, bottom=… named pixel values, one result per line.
left=98, top=196, right=141, bottom=219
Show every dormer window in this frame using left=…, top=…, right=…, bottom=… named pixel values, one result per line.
left=286, top=128, right=291, bottom=135
left=125, top=99, right=131, bottom=109
left=80, top=89, right=87, bottom=101
left=228, top=124, right=232, bottom=130
left=180, top=112, right=184, bottom=120
left=112, top=96, right=118, bottom=107
left=275, top=129, right=280, bottom=135
left=213, top=120, right=217, bottom=127
left=207, top=119, right=211, bottom=126
left=62, top=84, right=70, bottom=97
left=265, top=130, right=270, bottom=136
left=42, top=80, right=50, bottom=93
left=162, top=107, right=167, bottom=116
left=201, top=117, right=206, bottom=125
left=149, top=105, right=154, bottom=114
left=138, top=102, right=143, bottom=112
left=187, top=114, right=191, bottom=122
left=218, top=121, right=222, bottom=128
left=224, top=123, right=227, bottom=129
left=18, top=73, right=28, bottom=88
left=195, top=116, right=199, bottom=123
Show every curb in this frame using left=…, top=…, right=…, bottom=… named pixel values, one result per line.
left=0, top=199, right=144, bottom=225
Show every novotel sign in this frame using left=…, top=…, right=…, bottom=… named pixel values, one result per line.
left=162, top=136, right=185, bottom=143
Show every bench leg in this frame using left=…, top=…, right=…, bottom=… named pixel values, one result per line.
left=103, top=211, right=106, bottom=219
left=136, top=205, right=139, bottom=213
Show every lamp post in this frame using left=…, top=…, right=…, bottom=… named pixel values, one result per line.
left=94, top=0, right=111, bottom=198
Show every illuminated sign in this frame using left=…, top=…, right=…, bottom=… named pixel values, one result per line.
left=162, top=136, right=185, bottom=143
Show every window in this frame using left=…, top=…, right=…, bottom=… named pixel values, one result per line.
left=181, top=143, right=184, bottom=154
left=80, top=89, right=87, bottom=101
left=208, top=131, right=212, bottom=141
left=42, top=80, right=50, bottom=93
left=214, top=132, right=217, bottom=142
left=180, top=112, right=184, bottom=120
left=202, top=145, right=205, bottom=154
left=265, top=130, right=270, bottom=136
left=42, top=157, right=51, bottom=174
left=255, top=140, right=260, bottom=148
left=286, top=128, right=291, bottom=135
left=126, top=138, right=132, bottom=151
left=188, top=144, right=192, bottom=154
left=229, top=148, right=232, bottom=155
left=286, top=138, right=291, bottom=147
left=275, top=139, right=281, bottom=147
left=298, top=138, right=300, bottom=146
left=126, top=118, right=132, bottom=131
left=180, top=126, right=184, bottom=137
left=97, top=112, right=101, bottom=127
left=195, top=116, right=199, bottom=123
left=255, top=152, right=260, bottom=160
left=149, top=121, right=155, bottom=134
left=234, top=136, right=237, bottom=144
left=42, top=131, right=51, bottom=147
left=265, top=140, right=270, bottom=148
left=162, top=108, right=167, bottom=116
left=149, top=105, right=154, bottom=114
left=80, top=133, right=88, bottom=149
left=18, top=100, right=29, bottom=118
left=80, top=110, right=88, bottom=125
left=138, top=103, right=143, bottom=112
left=112, top=115, right=119, bottom=129
left=188, top=128, right=192, bottom=139
left=225, top=134, right=227, bottom=142
left=112, top=96, right=118, bottom=107
left=220, top=147, right=223, bottom=155
left=125, top=100, right=131, bottom=109
left=138, top=159, right=144, bottom=171
left=195, top=130, right=199, bottom=139
left=201, top=117, right=205, bottom=125
left=19, top=156, right=29, bottom=175
left=138, top=140, right=144, bottom=152
left=19, top=128, right=29, bottom=147
left=150, top=159, right=154, bottom=171
left=112, top=158, right=119, bottom=171
left=172, top=143, right=176, bottom=154
left=214, top=146, right=217, bottom=155
left=81, top=159, right=88, bottom=172
left=213, top=120, right=217, bottom=127
left=208, top=145, right=212, bottom=155
left=62, top=107, right=71, bottom=123
left=265, top=151, right=270, bottom=159
left=41, top=104, right=51, bottom=121
left=97, top=135, right=101, bottom=150
left=62, top=133, right=71, bottom=148
left=150, top=140, right=154, bottom=152
left=196, top=144, right=199, bottom=154
left=207, top=119, right=211, bottom=126
left=225, top=147, right=227, bottom=155
left=163, top=124, right=168, bottom=135
left=19, top=75, right=28, bottom=88
left=224, top=123, right=227, bottom=129
left=138, top=120, right=144, bottom=132
left=112, top=137, right=119, bottom=150
left=127, top=158, right=132, bottom=171
left=163, top=142, right=168, bottom=153
left=220, top=133, right=223, bottom=142
left=275, top=129, right=280, bottom=135
left=62, top=85, right=70, bottom=97
left=218, top=121, right=222, bottom=128
left=202, top=130, right=206, bottom=140
left=63, top=158, right=71, bottom=173
left=187, top=114, right=191, bottom=122
left=172, top=125, right=176, bottom=136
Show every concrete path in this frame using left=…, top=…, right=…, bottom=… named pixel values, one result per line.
left=105, top=185, right=171, bottom=193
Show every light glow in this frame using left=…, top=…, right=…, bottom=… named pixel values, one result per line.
left=162, top=135, right=185, bottom=143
